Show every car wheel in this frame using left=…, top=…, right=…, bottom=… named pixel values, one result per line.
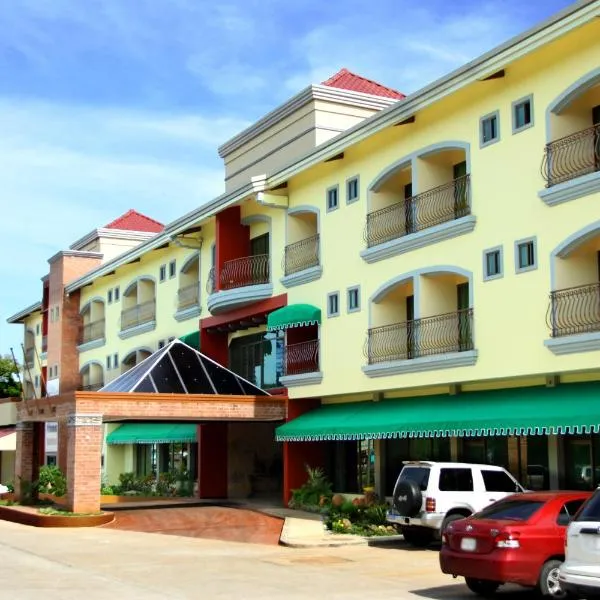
left=442, top=513, right=467, bottom=533
left=464, top=578, right=500, bottom=597
left=402, top=527, right=434, bottom=548
left=538, top=559, right=566, bottom=598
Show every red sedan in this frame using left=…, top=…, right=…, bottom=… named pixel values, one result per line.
left=439, top=491, right=591, bottom=597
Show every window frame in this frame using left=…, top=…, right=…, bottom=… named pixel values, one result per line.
left=346, top=175, right=360, bottom=204
left=107, top=289, right=113, bottom=304
left=113, top=352, right=118, bottom=368
left=326, top=185, right=339, bottom=213
left=347, top=285, right=361, bottom=313
left=159, top=264, right=167, bottom=282
left=114, top=286, right=120, bottom=302
left=512, top=94, right=534, bottom=134
left=327, top=291, right=340, bottom=318
left=169, top=259, right=176, bottom=279
left=514, top=236, right=538, bottom=274
left=483, top=245, right=503, bottom=281
left=480, top=110, right=500, bottom=148
left=106, top=355, right=111, bottom=370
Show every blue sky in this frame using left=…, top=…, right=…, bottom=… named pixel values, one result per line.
left=0, top=0, right=573, bottom=357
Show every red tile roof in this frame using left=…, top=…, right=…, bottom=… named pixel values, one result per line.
left=104, top=209, right=164, bottom=233
left=322, top=68, right=405, bottom=100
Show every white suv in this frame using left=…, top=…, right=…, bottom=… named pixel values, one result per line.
left=387, top=461, right=524, bottom=547
left=560, top=487, right=600, bottom=597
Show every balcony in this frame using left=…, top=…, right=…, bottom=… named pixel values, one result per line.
left=79, top=382, right=104, bottom=392
left=41, top=335, right=48, bottom=353
left=119, top=300, right=156, bottom=339
left=81, top=319, right=105, bottom=343
left=361, top=175, right=475, bottom=263
left=363, top=309, right=476, bottom=377
left=281, top=235, right=321, bottom=288
left=545, top=283, right=600, bottom=354
left=175, top=282, right=201, bottom=322
left=280, top=339, right=322, bottom=387
left=207, top=255, right=273, bottom=315
left=24, top=347, right=35, bottom=367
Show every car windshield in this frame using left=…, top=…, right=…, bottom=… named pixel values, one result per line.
left=575, top=491, right=600, bottom=522
left=399, top=466, right=430, bottom=491
left=473, top=499, right=545, bottom=522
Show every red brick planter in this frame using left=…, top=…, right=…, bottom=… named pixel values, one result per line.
left=0, top=505, right=114, bottom=528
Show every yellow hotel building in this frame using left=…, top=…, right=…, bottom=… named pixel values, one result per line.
left=8, top=0, right=600, bottom=508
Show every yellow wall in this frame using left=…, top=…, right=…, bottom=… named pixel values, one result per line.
left=22, top=311, right=44, bottom=397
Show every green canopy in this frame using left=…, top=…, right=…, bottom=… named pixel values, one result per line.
left=106, top=423, right=198, bottom=445
left=267, top=304, right=321, bottom=331
left=179, top=330, right=200, bottom=349
left=276, top=382, right=600, bottom=441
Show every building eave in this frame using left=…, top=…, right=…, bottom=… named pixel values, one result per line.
left=7, top=301, right=43, bottom=324
left=70, top=228, right=157, bottom=251
left=48, top=250, right=104, bottom=265
left=266, top=0, right=599, bottom=188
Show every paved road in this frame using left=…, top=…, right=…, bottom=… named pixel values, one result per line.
left=0, top=520, right=539, bottom=599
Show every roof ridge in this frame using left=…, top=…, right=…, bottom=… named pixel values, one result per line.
left=321, top=67, right=405, bottom=99
left=104, top=209, right=164, bottom=232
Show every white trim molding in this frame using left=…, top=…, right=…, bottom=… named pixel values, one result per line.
left=280, top=372, right=324, bottom=387
left=361, top=215, right=476, bottom=264
left=207, top=284, right=274, bottom=315
left=544, top=332, right=600, bottom=355
left=118, top=320, right=157, bottom=340
left=362, top=350, right=478, bottom=377
left=77, top=338, right=106, bottom=353
left=538, top=171, right=600, bottom=207
left=174, top=305, right=202, bottom=322
left=281, top=265, right=323, bottom=288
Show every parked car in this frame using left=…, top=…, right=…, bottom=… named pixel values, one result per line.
left=560, top=486, right=600, bottom=597
left=387, top=461, right=524, bottom=547
left=440, top=491, right=590, bottom=597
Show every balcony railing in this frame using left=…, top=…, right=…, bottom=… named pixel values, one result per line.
left=177, top=283, right=200, bottom=310
left=364, top=175, right=471, bottom=248
left=120, top=300, right=156, bottom=330
left=546, top=282, right=600, bottom=337
left=542, top=124, right=600, bottom=187
left=283, top=235, right=320, bottom=276
left=41, top=335, right=48, bottom=353
left=216, top=254, right=270, bottom=291
left=284, top=339, right=320, bottom=376
left=24, top=347, right=35, bottom=366
left=365, top=309, right=474, bottom=364
left=80, top=319, right=105, bottom=344
left=79, top=382, right=104, bottom=392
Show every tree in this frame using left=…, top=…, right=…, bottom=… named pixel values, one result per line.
left=0, top=354, right=21, bottom=398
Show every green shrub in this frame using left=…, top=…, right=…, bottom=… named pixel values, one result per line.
left=36, top=465, right=67, bottom=497
left=289, top=465, right=333, bottom=510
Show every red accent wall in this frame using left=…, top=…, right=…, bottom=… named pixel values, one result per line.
left=215, top=206, right=250, bottom=292
left=200, top=329, right=228, bottom=366
left=282, top=398, right=324, bottom=506
left=198, top=423, right=228, bottom=498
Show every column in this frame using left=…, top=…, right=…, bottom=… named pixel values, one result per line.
left=66, top=414, right=103, bottom=513
left=57, top=418, right=69, bottom=473
left=14, top=421, right=35, bottom=501
left=374, top=439, right=385, bottom=501
left=198, top=422, right=228, bottom=499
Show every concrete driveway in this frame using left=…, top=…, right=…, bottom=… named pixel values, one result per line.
left=0, top=520, right=539, bottom=599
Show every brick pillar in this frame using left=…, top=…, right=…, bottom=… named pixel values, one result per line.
left=198, top=422, right=228, bottom=498
left=57, top=418, right=68, bottom=473
left=66, top=414, right=103, bottom=513
left=14, top=422, right=35, bottom=501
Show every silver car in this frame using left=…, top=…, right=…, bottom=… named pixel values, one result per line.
left=560, top=487, right=600, bottom=597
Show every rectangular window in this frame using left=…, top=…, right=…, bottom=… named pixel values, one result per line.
left=515, top=237, right=537, bottom=273
left=107, top=289, right=113, bottom=304
left=326, top=185, right=339, bottom=212
left=169, top=260, right=176, bottom=279
left=483, top=246, right=503, bottom=281
left=327, top=292, right=340, bottom=317
left=347, top=286, right=360, bottom=313
left=113, top=353, right=118, bottom=369
left=159, top=264, right=167, bottom=282
left=158, top=340, right=165, bottom=349
left=36, top=323, right=40, bottom=335
left=35, top=375, right=39, bottom=388
left=480, top=111, right=499, bottom=147
left=512, top=95, right=533, bottom=133
left=229, top=333, right=284, bottom=389
left=55, top=306, right=59, bottom=320
left=346, top=176, right=359, bottom=204
left=168, top=336, right=175, bottom=343
left=106, top=355, right=111, bottom=370
left=114, top=286, right=120, bottom=302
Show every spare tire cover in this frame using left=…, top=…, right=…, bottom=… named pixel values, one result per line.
left=393, top=479, right=422, bottom=517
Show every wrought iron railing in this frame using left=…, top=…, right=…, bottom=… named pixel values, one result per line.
left=177, top=283, right=200, bottom=310
left=546, top=282, right=600, bottom=337
left=24, top=347, right=35, bottom=366
left=542, top=124, right=600, bottom=187
left=219, top=254, right=270, bottom=290
left=284, top=339, right=320, bottom=376
left=120, top=300, right=156, bottom=330
left=283, top=235, right=320, bottom=275
left=365, top=309, right=474, bottom=364
left=80, top=319, right=105, bottom=344
left=364, top=175, right=471, bottom=248
left=79, top=382, right=104, bottom=392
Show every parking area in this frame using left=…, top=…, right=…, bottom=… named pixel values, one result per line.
left=0, top=519, right=542, bottom=599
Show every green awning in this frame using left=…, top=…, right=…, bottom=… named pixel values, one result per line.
left=276, top=382, right=600, bottom=441
left=267, top=304, right=321, bottom=331
left=179, top=330, right=200, bottom=349
left=106, top=423, right=198, bottom=445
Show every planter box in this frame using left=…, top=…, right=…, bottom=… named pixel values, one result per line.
left=100, top=495, right=180, bottom=504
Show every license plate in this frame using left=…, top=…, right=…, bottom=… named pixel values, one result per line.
left=460, top=537, right=477, bottom=552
